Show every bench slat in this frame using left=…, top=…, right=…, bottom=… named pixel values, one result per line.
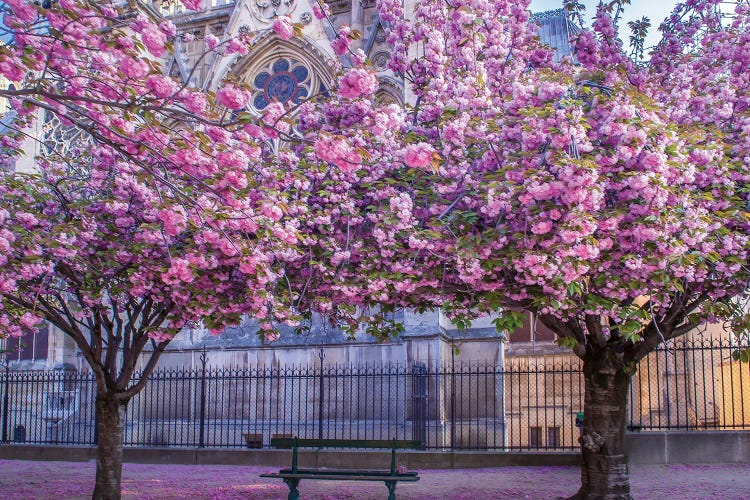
left=280, top=468, right=418, bottom=477
left=270, top=438, right=422, bottom=449
left=261, top=472, right=420, bottom=482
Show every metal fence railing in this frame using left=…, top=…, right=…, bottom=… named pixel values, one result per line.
left=628, top=338, right=750, bottom=431
left=1, top=338, right=748, bottom=451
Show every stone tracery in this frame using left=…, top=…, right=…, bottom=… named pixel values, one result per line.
left=250, top=0, right=299, bottom=23
left=251, top=57, right=312, bottom=110
left=230, top=35, right=336, bottom=113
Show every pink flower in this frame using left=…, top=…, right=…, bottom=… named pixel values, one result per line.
left=141, top=26, right=167, bottom=57
left=331, top=36, right=350, bottom=56
left=148, top=330, right=175, bottom=342
left=16, top=213, right=38, bottom=228
left=262, top=101, right=286, bottom=126
left=182, top=91, right=207, bottom=114
left=0, top=277, right=16, bottom=294
left=0, top=60, right=25, bottom=82
left=223, top=171, right=248, bottom=189
left=261, top=204, right=284, bottom=221
left=160, top=20, right=177, bottom=37
left=205, top=34, right=220, bottom=50
left=265, top=330, right=281, bottom=342
left=403, top=142, right=436, bottom=169
left=216, top=84, right=251, bottom=110
left=531, top=220, right=553, bottom=235
left=351, top=49, right=367, bottom=66
left=19, top=312, right=42, bottom=330
left=121, top=58, right=150, bottom=79
left=227, top=38, right=249, bottom=55
left=163, top=258, right=194, bottom=284
left=314, top=135, right=362, bottom=173
left=312, top=3, right=330, bottom=19
left=216, top=150, right=248, bottom=169
left=6, top=0, right=37, bottom=23
left=158, top=208, right=187, bottom=236
left=272, top=16, right=295, bottom=40
left=116, top=36, right=135, bottom=49
left=239, top=256, right=259, bottom=275
left=146, top=75, right=178, bottom=98
left=181, top=0, right=204, bottom=10
left=332, top=26, right=352, bottom=56
left=572, top=244, right=599, bottom=260
left=339, top=68, right=378, bottom=99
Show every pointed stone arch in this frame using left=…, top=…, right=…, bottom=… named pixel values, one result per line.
left=375, top=76, right=404, bottom=106
left=228, top=34, right=336, bottom=112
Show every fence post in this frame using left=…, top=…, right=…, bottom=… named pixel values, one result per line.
left=450, top=346, right=456, bottom=451
left=1, top=359, right=9, bottom=443
left=410, top=363, right=427, bottom=447
left=198, top=347, right=208, bottom=448
left=318, top=349, right=325, bottom=440
left=497, top=341, right=507, bottom=451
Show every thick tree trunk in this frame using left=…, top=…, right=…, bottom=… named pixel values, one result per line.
left=93, top=393, right=126, bottom=500
left=572, top=351, right=632, bottom=500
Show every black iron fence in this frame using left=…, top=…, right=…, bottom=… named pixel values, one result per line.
left=1, top=338, right=748, bottom=451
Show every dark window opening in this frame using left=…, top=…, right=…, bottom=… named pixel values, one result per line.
left=547, top=426, right=560, bottom=448
left=5, top=326, right=48, bottom=361
left=529, top=426, right=542, bottom=447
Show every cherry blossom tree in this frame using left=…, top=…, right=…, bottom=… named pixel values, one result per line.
left=286, top=0, right=750, bottom=498
left=0, top=155, right=294, bottom=498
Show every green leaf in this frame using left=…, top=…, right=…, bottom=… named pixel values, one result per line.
left=491, top=311, right=525, bottom=334
left=555, top=336, right=579, bottom=349
left=732, top=348, right=750, bottom=363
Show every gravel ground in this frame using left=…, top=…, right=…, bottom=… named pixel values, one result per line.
left=0, top=460, right=748, bottom=499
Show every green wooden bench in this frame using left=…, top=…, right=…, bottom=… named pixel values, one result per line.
left=260, top=437, right=421, bottom=500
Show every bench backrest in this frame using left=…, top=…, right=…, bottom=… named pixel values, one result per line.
left=271, top=437, right=422, bottom=475
left=270, top=438, right=423, bottom=450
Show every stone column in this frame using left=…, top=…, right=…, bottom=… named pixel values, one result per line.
left=495, top=336, right=507, bottom=450
left=350, top=0, right=364, bottom=50
left=46, top=326, right=77, bottom=370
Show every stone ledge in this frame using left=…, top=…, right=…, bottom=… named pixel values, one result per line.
left=0, top=445, right=578, bottom=468
left=625, top=430, right=750, bottom=465
left=1, top=432, right=748, bottom=467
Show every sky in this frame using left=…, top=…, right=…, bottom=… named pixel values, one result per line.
left=530, top=0, right=682, bottom=48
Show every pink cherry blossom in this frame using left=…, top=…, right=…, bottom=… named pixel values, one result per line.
left=339, top=67, right=379, bottom=99
left=272, top=16, right=294, bottom=40
left=181, top=0, right=204, bottom=10
left=313, top=135, right=362, bottom=173
left=312, top=2, right=330, bottom=19
left=227, top=38, right=249, bottom=55
left=146, top=74, right=178, bottom=98
left=216, top=84, right=251, bottom=110
left=402, top=142, right=436, bottom=169
left=205, top=33, right=220, bottom=50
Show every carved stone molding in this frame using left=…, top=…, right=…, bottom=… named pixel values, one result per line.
left=371, top=50, right=390, bottom=70
left=250, top=0, right=299, bottom=24
left=375, top=76, right=404, bottom=106
left=324, top=0, right=351, bottom=15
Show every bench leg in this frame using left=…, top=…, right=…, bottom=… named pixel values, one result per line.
left=283, top=478, right=301, bottom=500
left=385, top=480, right=397, bottom=500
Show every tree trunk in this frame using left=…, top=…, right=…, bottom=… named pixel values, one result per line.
left=93, top=393, right=125, bottom=500
left=572, top=350, right=632, bottom=500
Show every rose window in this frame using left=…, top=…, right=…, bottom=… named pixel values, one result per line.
left=251, top=58, right=311, bottom=110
